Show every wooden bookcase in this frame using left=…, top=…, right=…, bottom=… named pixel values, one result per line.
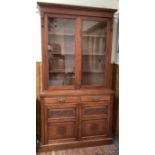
left=37, top=2, right=116, bottom=151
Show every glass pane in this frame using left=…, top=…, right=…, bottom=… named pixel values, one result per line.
left=81, top=20, right=107, bottom=86
left=48, top=18, right=75, bottom=86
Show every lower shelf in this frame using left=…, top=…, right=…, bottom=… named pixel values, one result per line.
left=37, top=137, right=113, bottom=152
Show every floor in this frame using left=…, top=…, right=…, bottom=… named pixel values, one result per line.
left=37, top=144, right=119, bottom=155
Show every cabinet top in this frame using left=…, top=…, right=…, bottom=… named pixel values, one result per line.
left=40, top=88, right=114, bottom=97
left=37, top=2, right=117, bottom=17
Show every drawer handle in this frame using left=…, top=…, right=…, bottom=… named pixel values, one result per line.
left=58, top=98, right=65, bottom=103
left=92, top=96, right=100, bottom=102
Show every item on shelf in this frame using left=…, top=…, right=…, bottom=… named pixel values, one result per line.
left=49, top=79, right=63, bottom=86
left=57, top=57, right=65, bottom=69
left=51, top=43, right=61, bottom=53
left=96, top=57, right=102, bottom=70
left=48, top=45, right=51, bottom=50
left=63, top=74, right=74, bottom=85
left=64, top=56, right=74, bottom=72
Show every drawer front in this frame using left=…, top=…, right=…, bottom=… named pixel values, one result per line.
left=48, top=107, right=76, bottom=119
left=81, top=95, right=111, bottom=102
left=82, top=105, right=108, bottom=118
left=47, top=121, right=76, bottom=141
left=44, top=96, right=79, bottom=104
left=81, top=119, right=107, bottom=137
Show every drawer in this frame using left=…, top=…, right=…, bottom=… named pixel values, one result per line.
left=47, top=107, right=77, bottom=119
left=81, top=119, right=107, bottom=137
left=82, top=105, right=108, bottom=118
left=44, top=96, right=79, bottom=104
left=47, top=121, right=76, bottom=141
left=81, top=95, right=111, bottom=102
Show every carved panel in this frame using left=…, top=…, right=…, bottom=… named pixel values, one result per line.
left=48, top=109, right=75, bottom=117
left=81, top=119, right=107, bottom=137
left=91, top=123, right=98, bottom=133
left=84, top=107, right=107, bottom=115
left=58, top=126, right=66, bottom=135
left=47, top=121, right=76, bottom=140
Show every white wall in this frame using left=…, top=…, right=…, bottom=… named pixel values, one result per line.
left=37, top=0, right=118, bottom=9
left=35, top=0, right=118, bottom=61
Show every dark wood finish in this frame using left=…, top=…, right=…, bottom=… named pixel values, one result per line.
left=112, top=64, right=119, bottom=147
left=36, top=62, right=42, bottom=147
left=37, top=2, right=116, bottom=151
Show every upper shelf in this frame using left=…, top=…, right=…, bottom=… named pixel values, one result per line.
left=83, top=52, right=105, bottom=56
left=49, top=51, right=74, bottom=55
left=49, top=69, right=74, bottom=73
left=83, top=34, right=106, bottom=38
left=82, top=70, right=104, bottom=73
left=48, top=32, right=106, bottom=38
left=48, top=32, right=74, bottom=36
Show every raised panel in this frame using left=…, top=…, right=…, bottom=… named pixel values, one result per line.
left=48, top=121, right=76, bottom=141
left=81, top=119, right=108, bottom=137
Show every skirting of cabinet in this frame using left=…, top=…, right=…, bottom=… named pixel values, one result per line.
left=37, top=137, right=113, bottom=152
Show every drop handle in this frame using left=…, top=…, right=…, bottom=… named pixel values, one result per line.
left=92, top=96, right=100, bottom=102
left=58, top=98, right=65, bottom=103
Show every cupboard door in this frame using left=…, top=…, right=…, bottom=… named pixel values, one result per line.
left=48, top=121, right=76, bottom=141
left=81, top=20, right=107, bottom=86
left=81, top=119, right=108, bottom=137
left=47, top=17, right=76, bottom=87
left=44, top=104, right=78, bottom=143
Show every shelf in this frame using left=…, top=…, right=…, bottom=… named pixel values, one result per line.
left=49, top=77, right=75, bottom=80
left=49, top=69, right=74, bottom=73
left=83, top=52, right=105, bottom=56
left=83, top=34, right=106, bottom=37
left=49, top=51, right=74, bottom=55
left=82, top=70, right=103, bottom=73
left=48, top=32, right=74, bottom=36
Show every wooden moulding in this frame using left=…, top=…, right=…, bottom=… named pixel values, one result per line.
left=40, top=89, right=114, bottom=97
left=37, top=137, right=113, bottom=152
left=37, top=2, right=117, bottom=18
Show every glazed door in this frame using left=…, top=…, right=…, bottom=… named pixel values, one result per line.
left=45, top=15, right=110, bottom=89
left=81, top=19, right=108, bottom=87
left=47, top=16, right=76, bottom=88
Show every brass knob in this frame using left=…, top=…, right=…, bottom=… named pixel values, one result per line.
left=92, top=96, right=100, bottom=102
left=58, top=98, right=65, bottom=103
